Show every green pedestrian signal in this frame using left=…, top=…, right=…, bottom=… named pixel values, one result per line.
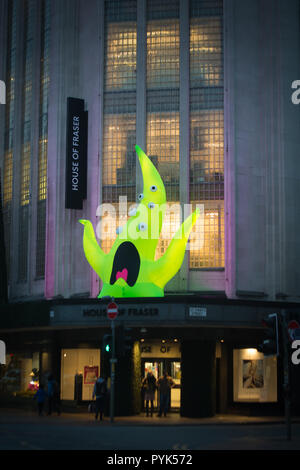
left=102, top=334, right=112, bottom=356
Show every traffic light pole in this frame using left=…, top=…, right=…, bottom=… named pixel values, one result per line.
left=110, top=319, right=116, bottom=423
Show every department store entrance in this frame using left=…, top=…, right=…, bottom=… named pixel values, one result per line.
left=140, top=339, right=181, bottom=411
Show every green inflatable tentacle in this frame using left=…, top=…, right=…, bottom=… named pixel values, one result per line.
left=79, top=146, right=201, bottom=298
left=79, top=219, right=107, bottom=279
left=149, top=209, right=200, bottom=289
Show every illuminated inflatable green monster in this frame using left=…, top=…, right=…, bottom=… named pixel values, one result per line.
left=79, top=145, right=200, bottom=298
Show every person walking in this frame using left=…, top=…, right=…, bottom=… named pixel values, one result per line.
left=92, top=376, right=107, bottom=421
left=142, top=371, right=157, bottom=417
left=34, top=384, right=47, bottom=416
left=157, top=371, right=175, bottom=417
left=47, top=375, right=60, bottom=415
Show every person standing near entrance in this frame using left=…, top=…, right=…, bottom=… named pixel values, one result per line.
left=142, top=371, right=157, bottom=417
left=47, top=375, right=60, bottom=416
left=157, top=371, right=175, bottom=417
left=93, top=376, right=107, bottom=421
left=34, top=384, right=47, bottom=416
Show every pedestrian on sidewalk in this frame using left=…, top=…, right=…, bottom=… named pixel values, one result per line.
left=142, top=371, right=157, bottom=417
left=93, top=376, right=107, bottom=421
left=34, top=384, right=47, bottom=416
left=157, top=371, right=175, bottom=417
left=47, top=374, right=61, bottom=416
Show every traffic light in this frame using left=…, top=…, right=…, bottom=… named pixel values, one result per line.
left=258, top=313, right=279, bottom=356
left=115, top=325, right=133, bottom=357
left=102, top=334, right=112, bottom=356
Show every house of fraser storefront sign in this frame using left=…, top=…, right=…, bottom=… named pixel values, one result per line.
left=49, top=303, right=190, bottom=325
left=83, top=307, right=159, bottom=317
left=65, top=97, right=88, bottom=210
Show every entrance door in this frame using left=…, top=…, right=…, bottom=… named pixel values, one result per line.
left=142, top=359, right=181, bottom=410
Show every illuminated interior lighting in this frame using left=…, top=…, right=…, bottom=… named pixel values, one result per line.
left=247, top=348, right=258, bottom=356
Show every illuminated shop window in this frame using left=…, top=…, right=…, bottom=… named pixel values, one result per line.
left=233, top=349, right=277, bottom=403
left=61, top=349, right=100, bottom=401
left=189, top=2, right=224, bottom=269
left=0, top=352, right=40, bottom=395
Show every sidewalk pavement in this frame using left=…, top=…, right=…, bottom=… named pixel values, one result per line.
left=1, top=407, right=299, bottom=426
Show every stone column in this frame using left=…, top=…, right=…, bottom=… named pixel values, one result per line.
left=181, top=340, right=216, bottom=417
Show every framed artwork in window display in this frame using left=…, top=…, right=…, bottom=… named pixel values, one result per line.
left=233, top=349, right=277, bottom=403
left=84, top=366, right=99, bottom=385
left=242, top=359, right=264, bottom=389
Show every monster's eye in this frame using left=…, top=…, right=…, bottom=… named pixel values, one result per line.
left=128, top=207, right=137, bottom=217
left=150, top=185, right=157, bottom=192
left=138, top=193, right=144, bottom=200
left=148, top=202, right=155, bottom=209
left=116, top=226, right=123, bottom=235
left=138, top=223, right=147, bottom=232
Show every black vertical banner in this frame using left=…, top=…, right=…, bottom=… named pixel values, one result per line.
left=65, top=97, right=88, bottom=209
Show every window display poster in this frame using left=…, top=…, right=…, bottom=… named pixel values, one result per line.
left=233, top=349, right=277, bottom=402
left=242, top=360, right=264, bottom=389
left=84, top=366, right=98, bottom=384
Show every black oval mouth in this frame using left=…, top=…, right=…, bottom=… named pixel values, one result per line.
left=110, top=242, right=140, bottom=287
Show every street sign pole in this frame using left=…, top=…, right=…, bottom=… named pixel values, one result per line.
left=107, top=300, right=118, bottom=423
left=110, top=319, right=116, bottom=423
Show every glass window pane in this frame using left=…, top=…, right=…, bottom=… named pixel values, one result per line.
left=189, top=5, right=224, bottom=269
left=147, top=19, right=180, bottom=89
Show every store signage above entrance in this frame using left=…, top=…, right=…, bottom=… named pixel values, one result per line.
left=49, top=302, right=189, bottom=326
left=140, top=341, right=181, bottom=358
left=65, top=97, right=88, bottom=210
left=188, top=306, right=207, bottom=318
left=84, top=306, right=159, bottom=318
